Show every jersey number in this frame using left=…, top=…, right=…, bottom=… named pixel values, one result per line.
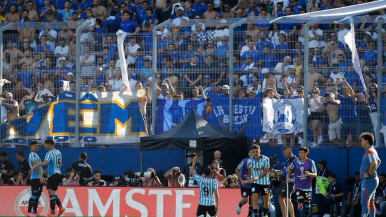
left=203, top=187, right=209, bottom=196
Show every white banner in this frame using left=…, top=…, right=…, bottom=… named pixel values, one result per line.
left=262, top=98, right=304, bottom=134
left=116, top=30, right=130, bottom=91
left=1, top=91, right=147, bottom=146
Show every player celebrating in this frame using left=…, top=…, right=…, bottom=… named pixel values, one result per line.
left=286, top=146, right=317, bottom=217
left=32, top=139, right=65, bottom=216
left=235, top=149, right=253, bottom=216
left=27, top=141, right=44, bottom=216
left=190, top=154, right=219, bottom=217
left=246, top=144, right=271, bottom=217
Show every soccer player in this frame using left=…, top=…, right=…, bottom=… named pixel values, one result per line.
left=235, top=149, right=253, bottom=216
left=27, top=141, right=44, bottom=216
left=246, top=144, right=271, bottom=217
left=359, top=132, right=381, bottom=217
left=190, top=154, right=219, bottom=217
left=32, top=139, right=65, bottom=216
left=287, top=146, right=317, bottom=217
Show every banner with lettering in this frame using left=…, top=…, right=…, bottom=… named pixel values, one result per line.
left=155, top=98, right=206, bottom=134
left=1, top=91, right=147, bottom=145
left=0, top=186, right=247, bottom=217
left=262, top=98, right=304, bottom=134
left=205, top=92, right=263, bottom=138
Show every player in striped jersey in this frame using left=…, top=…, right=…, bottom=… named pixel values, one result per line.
left=286, top=146, right=317, bottom=217
left=27, top=141, right=44, bottom=216
left=190, top=154, right=219, bottom=217
left=235, top=149, right=253, bottom=216
left=32, top=139, right=65, bottom=217
left=246, top=144, right=270, bottom=217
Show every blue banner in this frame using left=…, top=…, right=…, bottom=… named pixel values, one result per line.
left=155, top=98, right=206, bottom=134
left=205, top=92, right=263, bottom=138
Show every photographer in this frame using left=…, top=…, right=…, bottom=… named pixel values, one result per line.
left=71, top=152, right=92, bottom=186
left=87, top=170, right=107, bottom=186
left=110, top=176, right=121, bottom=187
left=210, top=160, right=226, bottom=188
left=62, top=168, right=80, bottom=186
left=141, top=168, right=162, bottom=187
left=222, top=174, right=239, bottom=188
left=0, top=151, right=15, bottom=184
left=164, top=166, right=185, bottom=187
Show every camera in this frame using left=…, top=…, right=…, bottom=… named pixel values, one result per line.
left=210, top=165, right=215, bottom=170
left=172, top=169, right=181, bottom=176
left=122, top=170, right=142, bottom=187
left=135, top=171, right=157, bottom=179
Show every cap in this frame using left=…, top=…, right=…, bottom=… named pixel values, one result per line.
left=222, top=85, right=230, bottom=90
left=113, top=176, right=121, bottom=181
left=156, top=31, right=162, bottom=36
left=262, top=68, right=269, bottom=74
left=66, top=72, right=74, bottom=76
left=318, top=160, right=327, bottom=167
left=365, top=31, right=372, bottom=37
left=287, top=65, right=295, bottom=69
left=5, top=92, right=13, bottom=97
left=161, top=83, right=169, bottom=88
left=58, top=56, right=66, bottom=61
left=175, top=6, right=184, bottom=11
left=171, top=27, right=179, bottom=32
left=147, top=77, right=153, bottom=81
left=80, top=152, right=87, bottom=159
left=279, top=30, right=287, bottom=36
left=329, top=93, right=335, bottom=98
left=219, top=19, right=227, bottom=24
left=203, top=74, right=210, bottom=78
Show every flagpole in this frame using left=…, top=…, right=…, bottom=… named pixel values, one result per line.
left=376, top=19, right=384, bottom=147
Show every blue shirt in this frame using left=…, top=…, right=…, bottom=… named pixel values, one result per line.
left=192, top=3, right=207, bottom=16
left=360, top=146, right=380, bottom=179
left=193, top=173, right=218, bottom=206
left=29, top=152, right=42, bottom=179
left=247, top=155, right=270, bottom=185
left=103, top=17, right=120, bottom=33
left=339, top=95, right=357, bottom=124
left=44, top=149, right=62, bottom=177
left=120, top=20, right=139, bottom=33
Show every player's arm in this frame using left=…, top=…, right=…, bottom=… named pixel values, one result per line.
left=190, top=155, right=197, bottom=176
left=286, top=164, right=293, bottom=182
left=235, top=164, right=246, bottom=185
left=33, top=160, right=45, bottom=183
left=364, top=154, right=380, bottom=177
left=214, top=186, right=219, bottom=212
left=305, top=161, right=317, bottom=178
left=32, top=160, right=48, bottom=170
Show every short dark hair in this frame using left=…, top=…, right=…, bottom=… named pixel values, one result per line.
left=203, top=167, right=211, bottom=176
left=250, top=144, right=260, bottom=150
left=379, top=173, right=386, bottom=178
left=94, top=170, right=101, bottom=175
left=0, top=152, right=7, bottom=157
left=44, top=138, right=55, bottom=145
left=354, top=171, right=360, bottom=175
left=80, top=152, right=87, bottom=160
left=328, top=173, right=336, bottom=179
left=30, top=141, right=39, bottom=146
left=16, top=151, right=24, bottom=158
left=299, top=146, right=309, bottom=154
left=360, top=132, right=374, bottom=146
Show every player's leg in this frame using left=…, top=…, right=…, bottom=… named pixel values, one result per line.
left=360, top=178, right=379, bottom=217
left=196, top=205, right=205, bottom=217
left=54, top=174, right=65, bottom=216
left=28, top=179, right=41, bottom=215
left=208, top=205, right=217, bottom=217
left=261, top=186, right=270, bottom=217
left=237, top=188, right=249, bottom=215
left=303, top=190, right=312, bottom=217
left=251, top=184, right=260, bottom=217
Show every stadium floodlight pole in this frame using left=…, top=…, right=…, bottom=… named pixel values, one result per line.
left=151, top=20, right=170, bottom=135
left=303, top=19, right=321, bottom=147
left=75, top=20, right=93, bottom=147
left=229, top=18, right=247, bottom=132
left=376, top=19, right=383, bottom=147
left=0, top=23, right=13, bottom=147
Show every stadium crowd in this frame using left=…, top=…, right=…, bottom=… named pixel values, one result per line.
left=0, top=0, right=386, bottom=148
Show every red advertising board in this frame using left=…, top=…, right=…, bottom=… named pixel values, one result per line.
left=0, top=186, right=249, bottom=216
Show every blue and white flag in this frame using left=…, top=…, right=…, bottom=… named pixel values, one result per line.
left=263, top=98, right=304, bottom=134
left=205, top=92, right=263, bottom=138
left=155, top=99, right=206, bottom=133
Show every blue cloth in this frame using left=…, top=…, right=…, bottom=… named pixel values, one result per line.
left=192, top=3, right=207, bottom=16
left=120, top=20, right=139, bottom=33
left=103, top=17, right=120, bottom=33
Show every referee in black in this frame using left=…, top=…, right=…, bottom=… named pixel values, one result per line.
left=71, top=152, right=92, bottom=185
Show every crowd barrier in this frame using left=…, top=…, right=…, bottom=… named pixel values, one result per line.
left=0, top=186, right=245, bottom=217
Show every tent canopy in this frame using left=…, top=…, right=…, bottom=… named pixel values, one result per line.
left=271, top=0, right=386, bottom=24
left=140, top=110, right=248, bottom=171
left=140, top=110, right=247, bottom=151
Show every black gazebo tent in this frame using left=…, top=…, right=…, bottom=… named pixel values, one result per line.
left=140, top=110, right=248, bottom=172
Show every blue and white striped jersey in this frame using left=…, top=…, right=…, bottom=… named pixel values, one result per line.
left=45, top=149, right=62, bottom=177
left=28, top=152, right=42, bottom=179
left=247, top=155, right=270, bottom=185
left=193, top=174, right=218, bottom=206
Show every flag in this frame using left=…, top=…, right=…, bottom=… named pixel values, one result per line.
left=62, top=80, right=70, bottom=91
left=342, top=16, right=367, bottom=93
left=262, top=98, right=304, bottom=134
left=116, top=30, right=130, bottom=91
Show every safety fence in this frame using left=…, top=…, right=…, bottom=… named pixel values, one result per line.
left=0, top=16, right=385, bottom=147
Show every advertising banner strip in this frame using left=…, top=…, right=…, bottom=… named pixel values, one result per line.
left=1, top=186, right=248, bottom=217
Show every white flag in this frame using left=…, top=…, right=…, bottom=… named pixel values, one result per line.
left=342, top=16, right=367, bottom=93
left=62, top=80, right=70, bottom=91
left=116, top=30, right=130, bottom=91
